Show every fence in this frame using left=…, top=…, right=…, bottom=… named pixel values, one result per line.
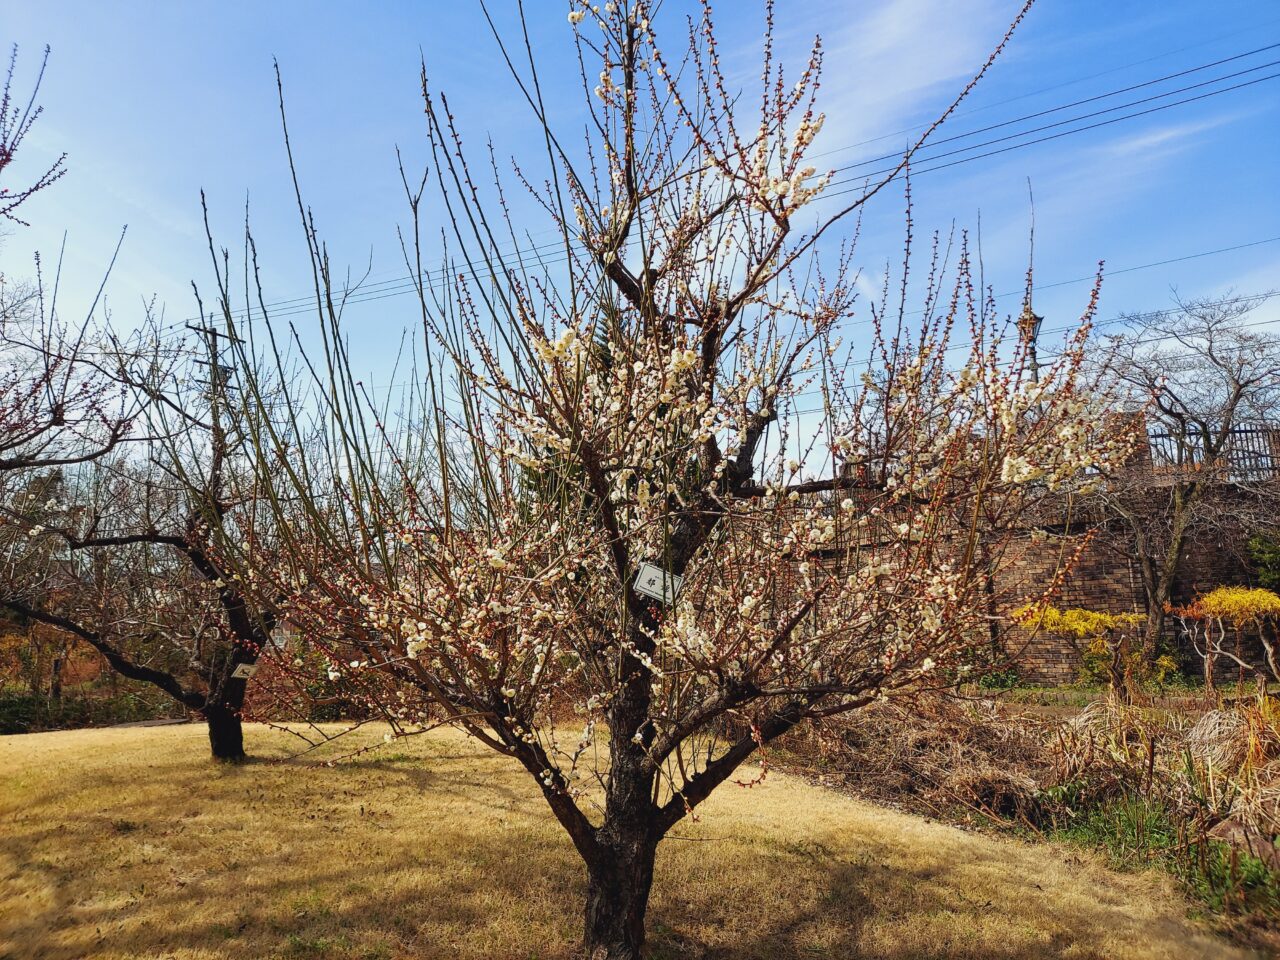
left=1147, top=422, right=1280, bottom=482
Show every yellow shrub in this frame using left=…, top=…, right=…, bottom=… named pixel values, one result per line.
left=1193, top=586, right=1280, bottom=627
left=1014, top=604, right=1143, bottom=639
left=1014, top=604, right=1145, bottom=686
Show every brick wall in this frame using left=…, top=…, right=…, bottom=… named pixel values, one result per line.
left=998, top=532, right=1142, bottom=684
left=1001, top=519, right=1260, bottom=685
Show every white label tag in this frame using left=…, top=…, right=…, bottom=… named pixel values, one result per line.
left=231, top=663, right=259, bottom=679
left=634, top=561, right=683, bottom=604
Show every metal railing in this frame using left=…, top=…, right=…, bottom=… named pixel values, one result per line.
left=1147, top=422, right=1280, bottom=482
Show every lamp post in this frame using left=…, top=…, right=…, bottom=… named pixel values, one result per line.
left=1018, top=302, right=1044, bottom=384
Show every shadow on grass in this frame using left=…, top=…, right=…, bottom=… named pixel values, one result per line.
left=0, top=728, right=1234, bottom=960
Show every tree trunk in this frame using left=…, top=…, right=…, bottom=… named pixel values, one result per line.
left=583, top=833, right=658, bottom=960
left=1140, top=567, right=1175, bottom=664
left=1141, top=602, right=1166, bottom=663
left=204, top=670, right=251, bottom=762
left=1203, top=623, right=1218, bottom=696
left=1260, top=624, right=1280, bottom=685
left=204, top=703, right=245, bottom=762
left=576, top=611, right=664, bottom=959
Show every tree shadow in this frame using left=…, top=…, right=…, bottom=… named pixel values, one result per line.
left=0, top=728, right=1240, bottom=960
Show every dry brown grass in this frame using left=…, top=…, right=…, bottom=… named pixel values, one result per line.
left=0, top=724, right=1253, bottom=960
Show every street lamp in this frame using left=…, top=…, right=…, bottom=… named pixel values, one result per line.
left=1018, top=302, right=1044, bottom=383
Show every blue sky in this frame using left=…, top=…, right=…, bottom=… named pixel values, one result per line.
left=2, top=0, right=1278, bottom=385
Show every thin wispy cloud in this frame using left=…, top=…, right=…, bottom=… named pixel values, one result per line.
left=803, top=0, right=1016, bottom=160
left=1097, top=113, right=1240, bottom=159
left=711, top=0, right=1016, bottom=164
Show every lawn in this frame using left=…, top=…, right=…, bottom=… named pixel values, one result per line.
left=0, top=724, right=1252, bottom=960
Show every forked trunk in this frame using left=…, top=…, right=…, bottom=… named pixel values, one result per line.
left=583, top=833, right=658, bottom=960
left=204, top=703, right=245, bottom=762
left=1203, top=633, right=1217, bottom=696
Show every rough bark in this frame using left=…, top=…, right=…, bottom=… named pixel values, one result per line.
left=582, top=828, right=658, bottom=960
left=579, top=613, right=662, bottom=959
left=204, top=702, right=245, bottom=762
left=205, top=669, right=251, bottom=762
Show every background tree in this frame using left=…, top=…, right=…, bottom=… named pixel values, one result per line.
left=0, top=41, right=138, bottom=506
left=1091, top=293, right=1280, bottom=663
left=0, top=43, right=200, bottom=734
left=0, top=49, right=309, bottom=754
left=0, top=321, right=284, bottom=760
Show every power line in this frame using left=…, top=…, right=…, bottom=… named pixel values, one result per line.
left=163, top=42, right=1279, bottom=330
left=238, top=71, right=1279, bottom=326
left=821, top=68, right=1280, bottom=194
left=827, top=42, right=1280, bottom=175
left=241, top=40, right=1280, bottom=317
left=227, top=34, right=1279, bottom=313
left=802, top=22, right=1280, bottom=163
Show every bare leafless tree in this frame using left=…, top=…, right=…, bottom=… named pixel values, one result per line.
left=0, top=320, right=285, bottom=759
left=1090, top=293, right=1280, bottom=661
